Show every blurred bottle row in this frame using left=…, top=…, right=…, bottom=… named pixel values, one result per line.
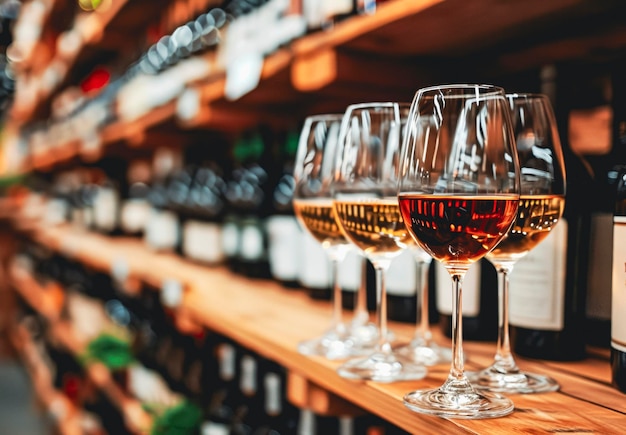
left=8, top=0, right=392, bottom=163
left=13, top=240, right=410, bottom=434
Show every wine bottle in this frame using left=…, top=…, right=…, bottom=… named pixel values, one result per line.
left=91, top=157, right=127, bottom=236
left=120, top=159, right=152, bottom=237
left=509, top=64, right=593, bottom=361
left=266, top=129, right=303, bottom=289
left=611, top=167, right=626, bottom=393
left=254, top=359, right=299, bottom=434
left=436, top=259, right=498, bottom=341
left=145, top=147, right=183, bottom=252
left=584, top=58, right=626, bottom=347
left=181, top=142, right=228, bottom=266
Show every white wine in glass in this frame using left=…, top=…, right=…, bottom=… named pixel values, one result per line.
left=333, top=102, right=427, bottom=383
left=466, top=93, right=565, bottom=393
left=293, top=114, right=356, bottom=360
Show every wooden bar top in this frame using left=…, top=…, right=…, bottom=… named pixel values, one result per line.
left=9, top=220, right=626, bottom=434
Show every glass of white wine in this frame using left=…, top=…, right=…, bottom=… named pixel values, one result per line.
left=466, top=93, right=565, bottom=393
left=293, top=114, right=356, bottom=360
left=332, top=102, right=427, bottom=382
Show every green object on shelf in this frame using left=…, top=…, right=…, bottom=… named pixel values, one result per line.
left=150, top=400, right=203, bottom=435
left=82, top=333, right=135, bottom=369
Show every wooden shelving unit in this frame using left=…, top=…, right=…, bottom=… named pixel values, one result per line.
left=7, top=324, right=83, bottom=435
left=5, top=207, right=625, bottom=434
left=10, top=259, right=154, bottom=435
left=11, top=0, right=626, bottom=173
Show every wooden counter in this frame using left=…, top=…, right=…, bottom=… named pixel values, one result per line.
left=7, top=217, right=625, bottom=434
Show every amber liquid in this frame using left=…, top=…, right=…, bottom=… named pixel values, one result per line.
left=293, top=199, right=347, bottom=248
left=487, top=194, right=565, bottom=264
left=398, top=194, right=518, bottom=264
left=333, top=199, right=412, bottom=257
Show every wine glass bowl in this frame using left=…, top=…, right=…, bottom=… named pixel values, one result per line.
left=466, top=93, right=566, bottom=394
left=398, top=84, right=520, bottom=418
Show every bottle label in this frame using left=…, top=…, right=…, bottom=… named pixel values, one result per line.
left=612, top=216, right=626, bottom=353
left=587, top=213, right=613, bottom=321
left=201, top=423, right=230, bottom=435
left=386, top=249, right=417, bottom=296
left=435, top=261, right=481, bottom=316
left=509, top=220, right=567, bottom=330
left=218, top=343, right=235, bottom=381
left=145, top=208, right=179, bottom=250
left=239, top=355, right=257, bottom=396
left=264, top=372, right=282, bottom=416
left=338, top=249, right=363, bottom=294
left=298, top=232, right=330, bottom=290
left=221, top=218, right=240, bottom=258
left=240, top=222, right=265, bottom=260
left=266, top=215, right=302, bottom=281
left=182, top=220, right=224, bottom=264
left=93, top=187, right=119, bottom=232
left=120, top=198, right=150, bottom=234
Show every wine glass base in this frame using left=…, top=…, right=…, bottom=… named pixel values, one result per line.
left=403, top=386, right=514, bottom=419
left=394, top=341, right=453, bottom=366
left=337, top=352, right=427, bottom=383
left=348, top=320, right=395, bottom=351
left=298, top=328, right=355, bottom=360
left=466, top=366, right=560, bottom=394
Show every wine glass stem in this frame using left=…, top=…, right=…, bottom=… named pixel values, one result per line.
left=354, top=255, right=368, bottom=321
left=450, top=273, right=466, bottom=380
left=374, top=261, right=392, bottom=354
left=415, top=259, right=432, bottom=342
left=329, top=257, right=344, bottom=331
left=494, top=265, right=518, bottom=371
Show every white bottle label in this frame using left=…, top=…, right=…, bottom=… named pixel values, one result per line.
left=436, top=261, right=481, bottom=317
left=338, top=249, right=363, bottom=294
left=240, top=222, right=264, bottom=260
left=93, top=187, right=119, bottom=232
left=509, top=220, right=568, bottom=330
left=298, top=232, right=330, bottom=290
left=182, top=220, right=224, bottom=264
left=145, top=208, right=179, bottom=251
left=221, top=218, right=240, bottom=258
left=587, top=213, right=613, bottom=321
left=266, top=215, right=302, bottom=281
left=120, top=199, right=150, bottom=234
left=612, top=216, right=626, bottom=353
left=386, top=249, right=417, bottom=297
left=264, top=372, right=282, bottom=416
left=239, top=355, right=257, bottom=396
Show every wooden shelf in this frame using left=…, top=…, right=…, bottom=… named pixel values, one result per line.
left=9, top=260, right=154, bottom=435
left=6, top=209, right=625, bottom=434
left=7, top=323, right=83, bottom=435
left=12, top=0, right=626, bottom=175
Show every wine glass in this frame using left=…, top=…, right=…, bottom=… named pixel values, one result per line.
left=292, top=114, right=357, bottom=360
left=399, top=84, right=520, bottom=418
left=465, top=93, right=565, bottom=393
left=332, top=102, right=427, bottom=382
